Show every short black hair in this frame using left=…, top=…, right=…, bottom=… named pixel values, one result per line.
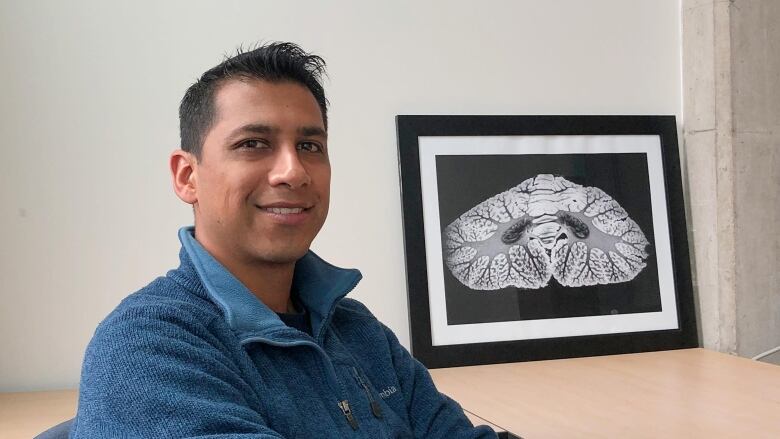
left=179, top=42, right=328, bottom=158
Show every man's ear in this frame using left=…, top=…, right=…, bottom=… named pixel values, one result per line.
left=170, top=149, right=198, bottom=205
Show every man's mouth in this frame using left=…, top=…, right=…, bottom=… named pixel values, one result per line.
left=256, top=204, right=313, bottom=225
left=261, top=207, right=305, bottom=214
left=256, top=202, right=313, bottom=216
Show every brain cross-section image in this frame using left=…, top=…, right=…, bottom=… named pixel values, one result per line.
left=443, top=174, right=651, bottom=291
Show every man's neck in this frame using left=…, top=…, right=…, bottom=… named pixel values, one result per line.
left=227, top=259, right=296, bottom=313
left=194, top=235, right=296, bottom=313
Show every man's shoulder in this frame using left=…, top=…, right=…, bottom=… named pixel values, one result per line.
left=90, top=274, right=224, bottom=350
left=117, top=273, right=217, bottom=316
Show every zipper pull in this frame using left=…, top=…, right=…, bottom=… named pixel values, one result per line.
left=368, top=400, right=383, bottom=419
left=352, top=367, right=383, bottom=419
left=338, top=400, right=359, bottom=431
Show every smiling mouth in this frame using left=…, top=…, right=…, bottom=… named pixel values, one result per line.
left=261, top=207, right=305, bottom=214
left=256, top=204, right=314, bottom=215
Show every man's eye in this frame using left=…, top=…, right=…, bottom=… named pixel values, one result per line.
left=298, top=142, right=323, bottom=153
left=238, top=139, right=269, bottom=149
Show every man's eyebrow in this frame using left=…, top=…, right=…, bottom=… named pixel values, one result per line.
left=226, top=124, right=326, bottom=142
left=226, top=123, right=276, bottom=142
left=299, top=126, right=327, bottom=138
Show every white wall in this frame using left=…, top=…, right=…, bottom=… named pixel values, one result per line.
left=0, top=0, right=682, bottom=391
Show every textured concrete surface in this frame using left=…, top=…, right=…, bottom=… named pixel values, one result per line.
left=681, top=1, right=717, bottom=352
left=731, top=0, right=780, bottom=363
left=683, top=0, right=736, bottom=354
left=683, top=0, right=780, bottom=364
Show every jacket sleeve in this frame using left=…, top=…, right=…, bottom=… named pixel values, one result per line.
left=382, top=325, right=498, bottom=439
left=70, top=303, right=285, bottom=439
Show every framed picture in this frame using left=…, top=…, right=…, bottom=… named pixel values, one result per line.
left=396, top=115, right=697, bottom=368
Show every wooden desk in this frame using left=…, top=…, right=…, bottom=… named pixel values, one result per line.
left=430, top=348, right=780, bottom=438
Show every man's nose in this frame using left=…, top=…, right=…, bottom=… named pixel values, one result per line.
left=268, top=145, right=311, bottom=189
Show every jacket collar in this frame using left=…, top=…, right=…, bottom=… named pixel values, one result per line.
left=177, top=226, right=362, bottom=342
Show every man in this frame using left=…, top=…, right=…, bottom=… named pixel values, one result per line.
left=71, top=42, right=496, bottom=438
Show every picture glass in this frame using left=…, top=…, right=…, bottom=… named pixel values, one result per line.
left=418, top=135, right=679, bottom=346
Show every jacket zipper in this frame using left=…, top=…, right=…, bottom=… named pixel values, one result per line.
left=338, top=400, right=359, bottom=430
left=352, top=367, right=383, bottom=419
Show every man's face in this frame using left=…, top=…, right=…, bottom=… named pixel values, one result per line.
left=191, top=79, right=330, bottom=266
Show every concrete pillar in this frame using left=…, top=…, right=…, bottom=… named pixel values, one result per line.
left=682, top=0, right=780, bottom=363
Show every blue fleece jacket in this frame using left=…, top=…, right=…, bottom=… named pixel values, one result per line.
left=70, top=227, right=496, bottom=438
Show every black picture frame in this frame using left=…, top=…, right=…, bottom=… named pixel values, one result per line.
left=396, top=115, right=697, bottom=369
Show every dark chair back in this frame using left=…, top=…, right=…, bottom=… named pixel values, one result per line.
left=34, top=418, right=74, bottom=439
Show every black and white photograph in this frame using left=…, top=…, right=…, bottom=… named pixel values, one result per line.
left=397, top=116, right=697, bottom=368
left=437, top=153, right=659, bottom=326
